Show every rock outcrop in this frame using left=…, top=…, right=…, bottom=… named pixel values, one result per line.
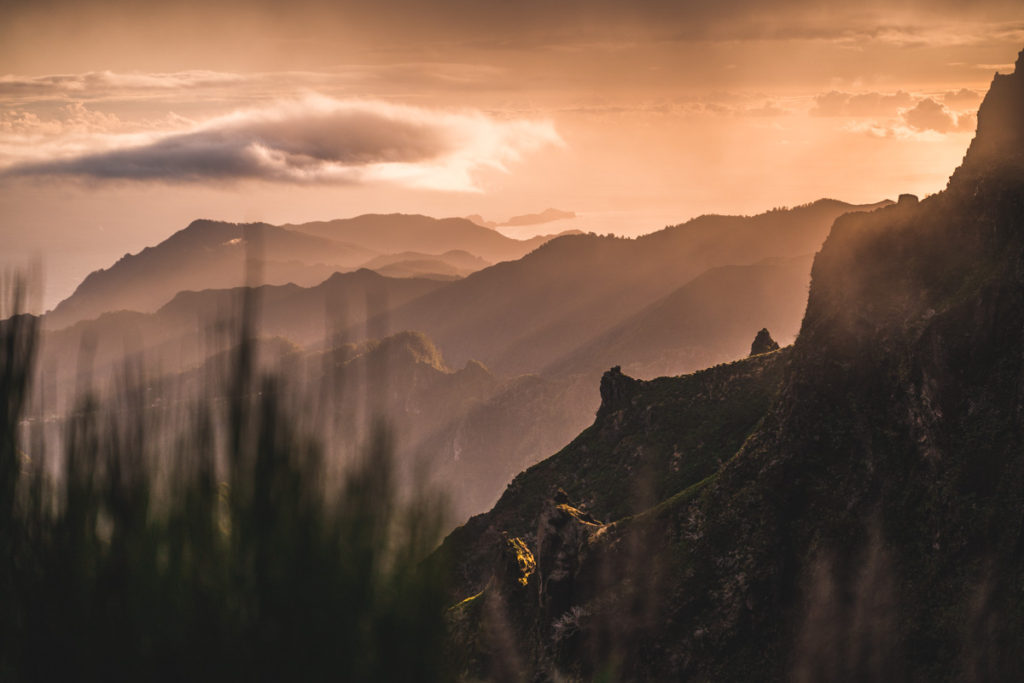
left=749, top=327, right=780, bottom=356
left=596, top=365, right=639, bottom=419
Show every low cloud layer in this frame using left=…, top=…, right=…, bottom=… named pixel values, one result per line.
left=901, top=97, right=975, bottom=133
left=0, top=71, right=246, bottom=100
left=1, top=97, right=562, bottom=191
left=807, top=88, right=980, bottom=140
left=942, top=88, right=983, bottom=108
left=811, top=91, right=915, bottom=117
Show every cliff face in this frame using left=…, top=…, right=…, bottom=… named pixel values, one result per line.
left=950, top=48, right=1024, bottom=184
left=440, top=351, right=790, bottom=677
left=697, top=49, right=1024, bottom=680
left=442, top=49, right=1024, bottom=681
left=669, top=100, right=1024, bottom=682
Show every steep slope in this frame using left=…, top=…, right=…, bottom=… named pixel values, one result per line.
left=437, top=350, right=789, bottom=607
left=549, top=254, right=812, bottom=379
left=376, top=200, right=885, bottom=376
left=286, top=213, right=578, bottom=263
left=442, top=49, right=1024, bottom=681
left=45, top=220, right=377, bottom=329
left=415, top=250, right=809, bottom=522
left=414, top=371, right=599, bottom=522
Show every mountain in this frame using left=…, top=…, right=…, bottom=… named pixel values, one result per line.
left=34, top=198, right=880, bottom=529
left=286, top=213, right=579, bottom=263
left=411, top=255, right=812, bottom=523
left=364, top=206, right=878, bottom=523
left=44, top=220, right=378, bottom=330
left=29, top=240, right=816, bottom=527
left=548, top=254, right=813, bottom=379
left=45, top=213, right=576, bottom=332
left=359, top=249, right=492, bottom=280
left=440, top=48, right=1024, bottom=680
left=36, top=269, right=449, bottom=411
left=437, top=350, right=789, bottom=606
left=376, top=200, right=887, bottom=376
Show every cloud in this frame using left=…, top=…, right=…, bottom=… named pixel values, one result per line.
left=6, top=0, right=1023, bottom=78
left=826, top=21, right=1024, bottom=48
left=0, top=96, right=562, bottom=191
left=0, top=102, right=123, bottom=136
left=954, top=111, right=977, bottom=133
left=838, top=95, right=977, bottom=139
left=942, top=88, right=982, bottom=108
left=901, top=97, right=958, bottom=133
left=0, top=66, right=510, bottom=106
left=0, top=70, right=247, bottom=100
left=810, top=91, right=914, bottom=117
left=812, top=91, right=978, bottom=138
left=738, top=101, right=789, bottom=117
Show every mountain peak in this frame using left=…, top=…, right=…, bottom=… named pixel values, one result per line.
left=950, top=46, right=1024, bottom=184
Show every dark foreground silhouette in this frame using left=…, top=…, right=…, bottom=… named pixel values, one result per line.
left=0, top=283, right=450, bottom=682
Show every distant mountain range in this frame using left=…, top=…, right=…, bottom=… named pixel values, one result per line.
left=284, top=213, right=578, bottom=262
left=44, top=214, right=579, bottom=330
left=45, top=220, right=374, bottom=329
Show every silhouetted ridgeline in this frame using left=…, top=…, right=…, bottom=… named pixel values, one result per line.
left=45, top=213, right=573, bottom=330
left=1, top=284, right=451, bottom=682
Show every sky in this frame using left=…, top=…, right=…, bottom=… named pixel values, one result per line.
left=1, top=0, right=1022, bottom=309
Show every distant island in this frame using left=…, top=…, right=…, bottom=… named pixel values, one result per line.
left=466, top=208, right=576, bottom=229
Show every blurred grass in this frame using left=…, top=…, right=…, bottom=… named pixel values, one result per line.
left=0, top=279, right=451, bottom=682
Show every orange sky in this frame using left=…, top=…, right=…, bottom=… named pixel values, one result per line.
left=1, top=0, right=1022, bottom=308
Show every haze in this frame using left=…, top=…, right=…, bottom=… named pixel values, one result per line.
left=1, top=0, right=1021, bottom=308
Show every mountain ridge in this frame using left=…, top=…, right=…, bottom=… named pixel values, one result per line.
left=375, top=199, right=888, bottom=376
left=44, top=219, right=378, bottom=329
left=43, top=213, right=577, bottom=331
left=285, top=212, right=580, bottom=263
